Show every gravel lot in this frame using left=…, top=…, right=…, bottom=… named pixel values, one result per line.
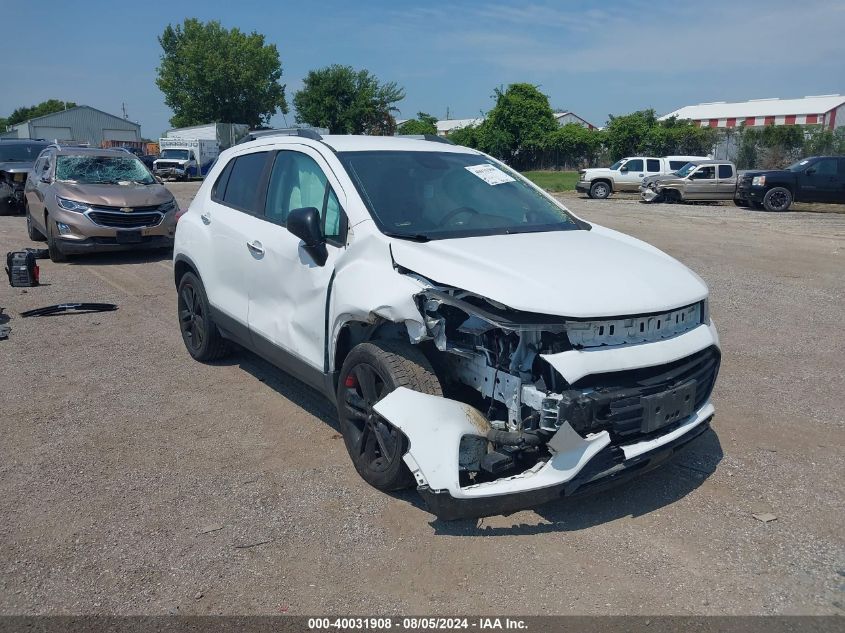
left=1, top=182, right=843, bottom=616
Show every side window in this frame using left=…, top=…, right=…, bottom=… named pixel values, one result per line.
left=211, top=160, right=234, bottom=202
left=323, top=187, right=344, bottom=241
left=693, top=166, right=716, bottom=179
left=669, top=161, right=687, bottom=170
left=221, top=152, right=269, bottom=212
left=646, top=159, right=661, bottom=172
left=813, top=159, right=837, bottom=176
left=626, top=159, right=643, bottom=171
left=265, top=151, right=327, bottom=225
left=718, top=164, right=733, bottom=178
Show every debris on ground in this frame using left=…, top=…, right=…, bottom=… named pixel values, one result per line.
left=752, top=512, right=778, bottom=523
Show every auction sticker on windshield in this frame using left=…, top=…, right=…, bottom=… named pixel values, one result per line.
left=465, top=163, right=516, bottom=185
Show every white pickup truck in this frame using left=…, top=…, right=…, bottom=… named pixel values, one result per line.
left=576, top=155, right=709, bottom=199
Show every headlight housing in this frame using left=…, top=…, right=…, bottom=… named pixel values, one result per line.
left=158, top=199, right=177, bottom=213
left=752, top=175, right=766, bottom=187
left=55, top=196, right=89, bottom=212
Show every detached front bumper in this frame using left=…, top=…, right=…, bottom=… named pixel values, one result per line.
left=374, top=322, right=720, bottom=520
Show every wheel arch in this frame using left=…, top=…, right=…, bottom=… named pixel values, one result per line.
left=174, top=254, right=200, bottom=288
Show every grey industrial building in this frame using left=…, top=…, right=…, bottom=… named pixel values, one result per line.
left=0, top=105, right=141, bottom=145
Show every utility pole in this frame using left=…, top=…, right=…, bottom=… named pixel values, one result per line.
left=122, top=103, right=128, bottom=120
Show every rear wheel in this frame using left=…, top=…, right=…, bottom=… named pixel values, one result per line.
left=589, top=181, right=611, bottom=199
left=46, top=215, right=68, bottom=262
left=763, top=187, right=792, bottom=212
left=337, top=340, right=442, bottom=491
left=177, top=272, right=231, bottom=361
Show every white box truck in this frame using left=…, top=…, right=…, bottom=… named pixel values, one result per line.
left=153, top=137, right=220, bottom=181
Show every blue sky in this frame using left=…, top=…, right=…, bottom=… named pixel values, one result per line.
left=4, top=0, right=843, bottom=138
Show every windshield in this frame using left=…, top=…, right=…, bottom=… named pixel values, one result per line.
left=55, top=155, right=154, bottom=184
left=338, top=151, right=582, bottom=240
left=161, top=149, right=190, bottom=160
left=610, top=160, right=624, bottom=170
left=0, top=143, right=47, bottom=163
left=785, top=159, right=813, bottom=172
left=675, top=163, right=697, bottom=177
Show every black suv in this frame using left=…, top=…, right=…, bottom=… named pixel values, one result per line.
left=735, top=156, right=845, bottom=211
left=0, top=139, right=51, bottom=214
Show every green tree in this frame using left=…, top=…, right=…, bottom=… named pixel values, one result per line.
left=447, top=123, right=482, bottom=148
left=544, top=123, right=604, bottom=168
left=156, top=19, right=288, bottom=128
left=2, top=99, right=78, bottom=129
left=293, top=65, right=404, bottom=135
left=603, top=109, right=658, bottom=159
left=477, top=83, right=557, bottom=167
left=397, top=112, right=438, bottom=135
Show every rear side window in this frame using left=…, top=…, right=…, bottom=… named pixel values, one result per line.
left=718, top=164, right=733, bottom=178
left=220, top=152, right=269, bottom=212
left=814, top=158, right=838, bottom=176
left=669, top=160, right=688, bottom=170
left=646, top=159, right=661, bottom=172
left=211, top=160, right=233, bottom=202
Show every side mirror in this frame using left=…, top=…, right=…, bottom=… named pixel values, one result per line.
left=287, top=206, right=328, bottom=266
left=40, top=174, right=51, bottom=184
left=619, top=166, right=628, bottom=173
left=805, top=167, right=816, bottom=175
left=155, top=176, right=164, bottom=184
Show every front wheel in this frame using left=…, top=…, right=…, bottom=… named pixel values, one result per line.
left=589, top=181, right=611, bottom=199
left=763, top=187, right=792, bottom=212
left=26, top=204, right=46, bottom=241
left=46, top=215, right=67, bottom=262
left=337, top=340, right=442, bottom=491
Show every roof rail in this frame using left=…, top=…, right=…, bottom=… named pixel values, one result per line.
left=397, top=134, right=455, bottom=145
left=238, top=127, right=326, bottom=144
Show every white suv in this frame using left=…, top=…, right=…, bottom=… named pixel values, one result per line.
left=174, top=131, right=720, bottom=520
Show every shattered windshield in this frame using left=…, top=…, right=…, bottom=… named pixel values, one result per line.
left=338, top=151, right=581, bottom=240
left=675, top=163, right=696, bottom=177
left=0, top=143, right=48, bottom=162
left=161, top=149, right=190, bottom=160
left=55, top=155, right=155, bottom=184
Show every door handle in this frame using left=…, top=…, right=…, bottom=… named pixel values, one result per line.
left=200, top=212, right=211, bottom=224
left=246, top=240, right=265, bottom=256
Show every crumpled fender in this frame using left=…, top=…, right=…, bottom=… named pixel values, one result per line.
left=373, top=387, right=611, bottom=500
left=328, top=229, right=429, bottom=370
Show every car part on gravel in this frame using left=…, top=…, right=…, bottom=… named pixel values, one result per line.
left=25, top=248, right=50, bottom=259
left=6, top=251, right=40, bottom=287
left=0, top=307, right=9, bottom=340
left=20, top=303, right=117, bottom=317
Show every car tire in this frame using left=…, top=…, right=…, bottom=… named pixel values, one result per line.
left=26, top=204, right=46, bottom=241
left=337, top=339, right=443, bottom=492
left=733, top=198, right=749, bottom=208
left=589, top=181, right=611, bottom=199
left=177, top=272, right=231, bottom=362
left=762, top=187, right=793, bottom=212
left=46, top=215, right=68, bottom=262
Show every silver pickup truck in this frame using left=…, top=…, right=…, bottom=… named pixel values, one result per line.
left=640, top=160, right=738, bottom=203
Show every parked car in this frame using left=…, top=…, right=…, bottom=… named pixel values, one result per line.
left=0, top=139, right=51, bottom=215
left=173, top=132, right=721, bottom=520
left=640, top=160, right=737, bottom=203
left=576, top=155, right=709, bottom=199
left=24, top=146, right=177, bottom=262
left=735, top=156, right=845, bottom=211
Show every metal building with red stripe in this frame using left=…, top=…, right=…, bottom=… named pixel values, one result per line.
left=659, top=95, right=845, bottom=130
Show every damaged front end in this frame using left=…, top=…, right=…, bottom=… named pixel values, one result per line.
left=374, top=281, right=720, bottom=520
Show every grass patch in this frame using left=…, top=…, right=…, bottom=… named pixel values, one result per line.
left=521, top=170, right=580, bottom=192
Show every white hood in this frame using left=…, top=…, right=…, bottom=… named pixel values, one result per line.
left=390, top=226, right=708, bottom=318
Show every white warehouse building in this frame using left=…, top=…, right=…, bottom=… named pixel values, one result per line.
left=659, top=94, right=845, bottom=130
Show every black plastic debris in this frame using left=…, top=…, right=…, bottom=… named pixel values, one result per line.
left=20, top=303, right=118, bottom=317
